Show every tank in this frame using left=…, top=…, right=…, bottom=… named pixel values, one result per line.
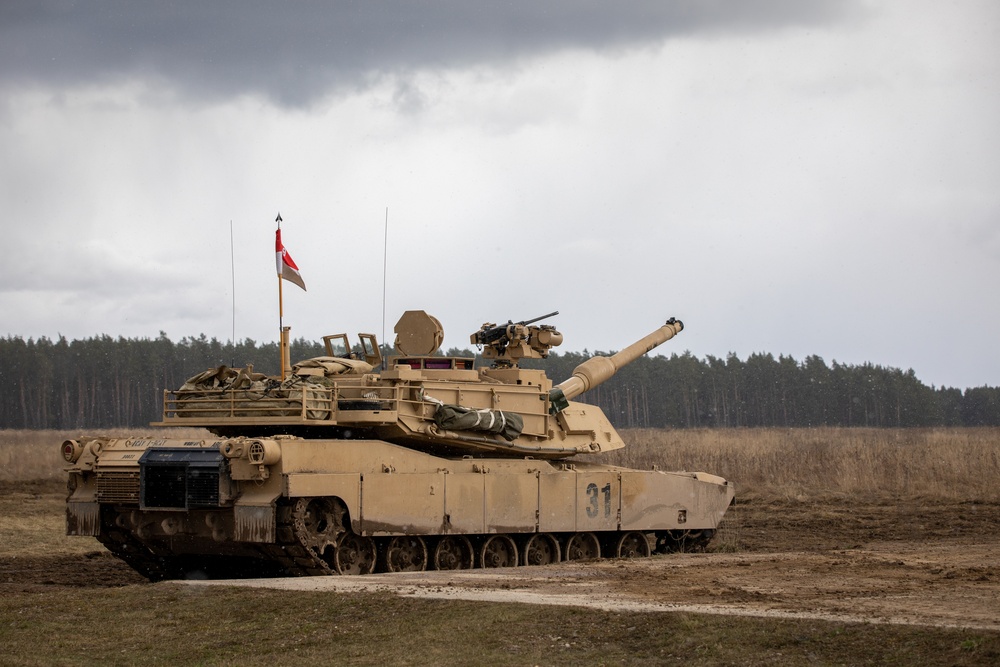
left=62, top=311, right=734, bottom=579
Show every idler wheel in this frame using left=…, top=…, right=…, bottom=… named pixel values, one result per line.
left=335, top=532, right=377, bottom=575
left=678, top=529, right=712, bottom=552
left=384, top=536, right=428, bottom=572
left=522, top=533, right=561, bottom=566
left=657, top=529, right=714, bottom=553
left=432, top=536, right=475, bottom=570
left=479, top=535, right=518, bottom=568
left=564, top=532, right=601, bottom=561
left=616, top=531, right=651, bottom=558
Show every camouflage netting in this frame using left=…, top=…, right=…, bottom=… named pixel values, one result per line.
left=432, top=404, right=524, bottom=441
left=179, top=357, right=372, bottom=393
left=179, top=365, right=265, bottom=392
left=174, top=358, right=371, bottom=420
left=290, top=357, right=373, bottom=385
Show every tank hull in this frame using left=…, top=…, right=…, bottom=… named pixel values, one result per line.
left=65, top=436, right=734, bottom=579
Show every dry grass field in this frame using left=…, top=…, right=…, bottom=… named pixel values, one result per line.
left=1, top=427, right=998, bottom=665
left=607, top=426, right=1000, bottom=501
left=0, top=427, right=213, bottom=482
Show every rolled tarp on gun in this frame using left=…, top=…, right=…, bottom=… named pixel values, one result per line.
left=548, top=317, right=684, bottom=414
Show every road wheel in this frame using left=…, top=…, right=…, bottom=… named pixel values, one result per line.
left=432, top=536, right=475, bottom=570
left=564, top=532, right=601, bottom=561
left=522, top=533, right=561, bottom=566
left=616, top=531, right=651, bottom=558
left=335, top=532, right=377, bottom=574
left=384, top=536, right=428, bottom=572
left=480, top=534, right=518, bottom=568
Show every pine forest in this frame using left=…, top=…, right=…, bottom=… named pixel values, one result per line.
left=1, top=333, right=997, bottom=430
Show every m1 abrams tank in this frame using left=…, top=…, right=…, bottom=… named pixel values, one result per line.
left=62, top=311, right=734, bottom=579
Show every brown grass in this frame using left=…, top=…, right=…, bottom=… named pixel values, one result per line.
left=606, top=427, right=1000, bottom=502
left=0, top=428, right=212, bottom=482
left=1, top=585, right=996, bottom=666
left=0, top=486, right=99, bottom=556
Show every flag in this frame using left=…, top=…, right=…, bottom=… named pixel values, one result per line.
left=275, top=228, right=307, bottom=291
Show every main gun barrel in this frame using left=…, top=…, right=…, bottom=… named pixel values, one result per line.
left=548, top=317, right=683, bottom=413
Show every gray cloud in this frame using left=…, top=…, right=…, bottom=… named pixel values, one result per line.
left=2, top=1, right=856, bottom=106
left=2, top=0, right=997, bottom=390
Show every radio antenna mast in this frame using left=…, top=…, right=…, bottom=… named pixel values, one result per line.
left=381, top=206, right=388, bottom=369
left=230, top=219, right=236, bottom=367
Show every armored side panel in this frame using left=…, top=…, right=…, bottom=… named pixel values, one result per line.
left=64, top=435, right=733, bottom=577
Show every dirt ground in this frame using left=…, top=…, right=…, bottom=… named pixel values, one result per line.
left=2, top=485, right=998, bottom=631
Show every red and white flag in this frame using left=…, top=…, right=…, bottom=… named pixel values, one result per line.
left=275, top=227, right=307, bottom=291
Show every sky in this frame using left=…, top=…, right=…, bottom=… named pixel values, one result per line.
left=1, top=1, right=998, bottom=390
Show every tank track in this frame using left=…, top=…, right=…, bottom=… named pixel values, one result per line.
left=251, top=498, right=716, bottom=577
left=96, top=507, right=289, bottom=581
left=96, top=507, right=182, bottom=582
left=95, top=499, right=716, bottom=580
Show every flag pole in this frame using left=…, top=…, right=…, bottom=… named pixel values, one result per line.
left=275, top=212, right=305, bottom=381
left=276, top=213, right=286, bottom=381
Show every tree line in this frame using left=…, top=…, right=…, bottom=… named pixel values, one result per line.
left=1, top=333, right=997, bottom=430
left=518, top=350, right=1000, bottom=428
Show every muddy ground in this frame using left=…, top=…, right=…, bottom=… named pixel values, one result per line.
left=2, top=484, right=998, bottom=631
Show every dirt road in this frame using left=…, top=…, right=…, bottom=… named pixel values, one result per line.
left=184, top=498, right=996, bottom=631
left=184, top=536, right=999, bottom=631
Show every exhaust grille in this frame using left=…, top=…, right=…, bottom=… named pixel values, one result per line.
left=96, top=471, right=140, bottom=503
left=139, top=447, right=225, bottom=510
left=187, top=468, right=221, bottom=507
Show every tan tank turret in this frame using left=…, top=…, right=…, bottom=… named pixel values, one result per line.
left=62, top=308, right=733, bottom=580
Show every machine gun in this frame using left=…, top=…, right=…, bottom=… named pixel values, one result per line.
left=471, top=311, right=562, bottom=366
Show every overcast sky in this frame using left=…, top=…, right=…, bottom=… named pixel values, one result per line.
left=2, top=1, right=997, bottom=389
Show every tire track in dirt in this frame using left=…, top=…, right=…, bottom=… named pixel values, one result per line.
left=178, top=540, right=1000, bottom=631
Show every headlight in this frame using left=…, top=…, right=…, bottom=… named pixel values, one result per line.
left=247, top=440, right=281, bottom=466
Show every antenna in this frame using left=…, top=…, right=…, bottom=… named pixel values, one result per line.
left=230, top=219, right=236, bottom=367
left=381, top=206, right=388, bottom=369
